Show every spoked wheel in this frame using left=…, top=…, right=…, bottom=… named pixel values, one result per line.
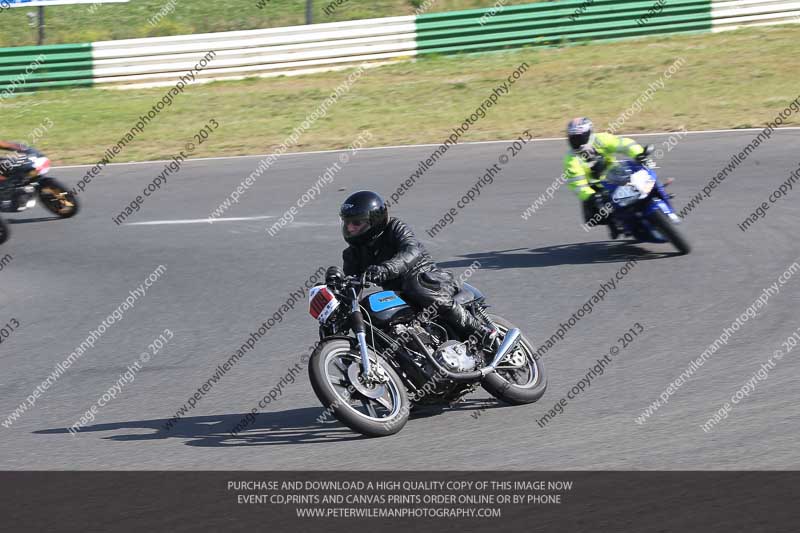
left=38, top=178, right=79, bottom=218
left=308, top=340, right=409, bottom=437
left=0, top=216, right=8, bottom=244
left=481, top=314, right=547, bottom=405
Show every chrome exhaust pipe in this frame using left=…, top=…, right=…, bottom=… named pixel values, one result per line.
left=480, top=328, right=521, bottom=376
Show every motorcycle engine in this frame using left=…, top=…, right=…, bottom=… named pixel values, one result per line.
left=434, top=340, right=478, bottom=373
left=396, top=321, right=445, bottom=344
left=394, top=323, right=478, bottom=373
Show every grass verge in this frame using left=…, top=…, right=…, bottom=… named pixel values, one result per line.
left=0, top=25, right=797, bottom=166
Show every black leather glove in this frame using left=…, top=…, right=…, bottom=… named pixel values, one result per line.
left=592, top=193, right=609, bottom=213
left=325, top=266, right=344, bottom=287
left=365, top=264, right=390, bottom=284
left=635, top=144, right=654, bottom=165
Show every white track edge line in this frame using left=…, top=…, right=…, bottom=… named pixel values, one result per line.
left=54, top=127, right=800, bottom=170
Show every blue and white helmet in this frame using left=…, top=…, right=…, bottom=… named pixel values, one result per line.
left=567, top=117, right=594, bottom=150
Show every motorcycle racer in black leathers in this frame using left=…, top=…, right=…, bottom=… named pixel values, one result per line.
left=0, top=140, right=42, bottom=190
left=339, top=190, right=495, bottom=344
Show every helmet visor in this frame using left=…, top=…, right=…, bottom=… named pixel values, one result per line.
left=341, top=214, right=373, bottom=240
left=569, top=131, right=591, bottom=150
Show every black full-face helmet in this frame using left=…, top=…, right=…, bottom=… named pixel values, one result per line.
left=567, top=117, right=594, bottom=151
left=339, top=190, right=388, bottom=245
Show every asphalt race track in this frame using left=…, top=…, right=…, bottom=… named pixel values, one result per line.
left=1, top=129, right=798, bottom=470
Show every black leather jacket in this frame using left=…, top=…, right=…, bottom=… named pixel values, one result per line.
left=342, top=218, right=436, bottom=291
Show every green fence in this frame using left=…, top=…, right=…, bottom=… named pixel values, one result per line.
left=0, top=43, right=93, bottom=93
left=2, top=0, right=796, bottom=93
left=415, top=0, right=713, bottom=55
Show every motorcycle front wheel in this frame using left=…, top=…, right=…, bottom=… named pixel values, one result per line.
left=308, top=339, right=409, bottom=437
left=0, top=216, right=8, bottom=244
left=647, top=210, right=690, bottom=254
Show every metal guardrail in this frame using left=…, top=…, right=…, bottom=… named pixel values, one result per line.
left=415, top=0, right=713, bottom=54
left=0, top=0, right=797, bottom=92
left=711, top=0, right=800, bottom=31
left=90, top=17, right=417, bottom=88
left=0, top=43, right=93, bottom=91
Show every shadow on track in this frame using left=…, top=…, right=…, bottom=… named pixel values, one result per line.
left=34, top=400, right=506, bottom=446
left=410, top=398, right=507, bottom=419
left=438, top=241, right=680, bottom=270
left=35, top=408, right=361, bottom=447
left=7, top=216, right=61, bottom=224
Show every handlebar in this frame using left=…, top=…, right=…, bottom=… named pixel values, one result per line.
left=345, top=273, right=372, bottom=290
left=325, top=269, right=373, bottom=296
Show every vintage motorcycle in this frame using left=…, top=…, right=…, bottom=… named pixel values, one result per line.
left=306, top=267, right=547, bottom=437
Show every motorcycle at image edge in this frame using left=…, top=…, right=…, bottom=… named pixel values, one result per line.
left=596, top=151, right=690, bottom=255
left=0, top=152, right=79, bottom=243
left=0, top=215, right=7, bottom=244
left=305, top=268, right=547, bottom=437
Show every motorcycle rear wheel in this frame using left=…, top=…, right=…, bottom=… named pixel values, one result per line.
left=38, top=178, right=79, bottom=218
left=481, top=314, right=548, bottom=405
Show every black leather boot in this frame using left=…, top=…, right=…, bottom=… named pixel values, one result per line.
left=440, top=304, right=497, bottom=346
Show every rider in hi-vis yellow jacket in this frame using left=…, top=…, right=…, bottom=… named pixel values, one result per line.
left=563, top=117, right=650, bottom=239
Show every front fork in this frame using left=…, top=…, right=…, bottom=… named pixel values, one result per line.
left=350, top=295, right=373, bottom=376
left=651, top=178, right=681, bottom=222
left=654, top=178, right=670, bottom=205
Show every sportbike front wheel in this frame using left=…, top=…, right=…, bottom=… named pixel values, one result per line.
left=481, top=314, right=547, bottom=405
left=647, top=210, right=690, bottom=254
left=308, top=340, right=409, bottom=437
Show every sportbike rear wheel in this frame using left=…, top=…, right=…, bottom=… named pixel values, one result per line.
left=38, top=178, right=79, bottom=218
left=481, top=314, right=547, bottom=405
left=308, top=340, right=409, bottom=437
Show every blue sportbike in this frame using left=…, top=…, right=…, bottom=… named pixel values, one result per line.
left=599, top=158, right=690, bottom=254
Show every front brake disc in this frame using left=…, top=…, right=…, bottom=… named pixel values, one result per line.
left=347, top=362, right=386, bottom=399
